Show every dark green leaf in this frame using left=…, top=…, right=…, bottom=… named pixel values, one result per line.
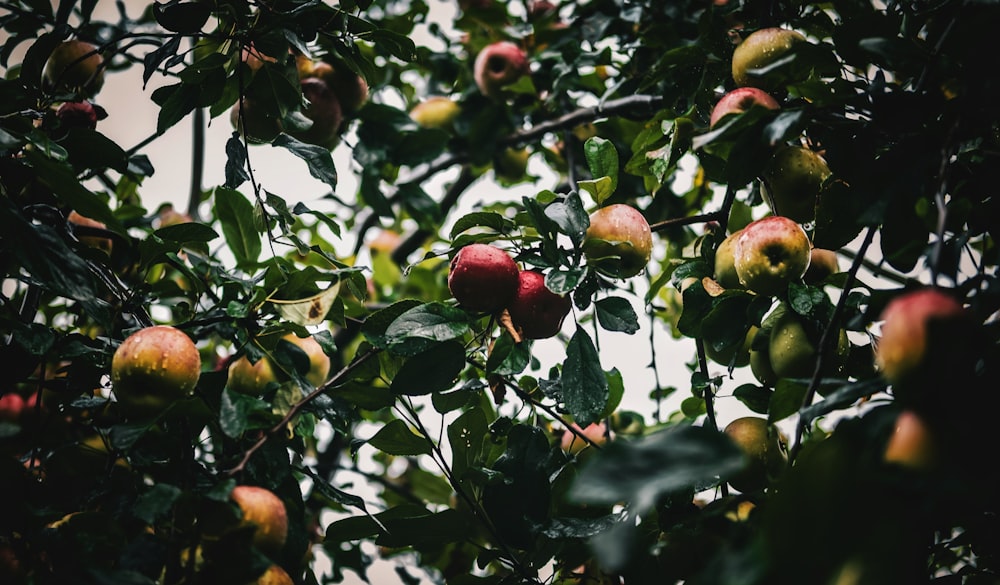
left=595, top=297, right=639, bottom=334
left=389, top=341, right=465, bottom=395
left=544, top=191, right=590, bottom=246
left=367, top=419, right=432, bottom=456
left=562, top=329, right=609, bottom=426
left=384, top=302, right=470, bottom=356
left=450, top=211, right=515, bottom=240
left=272, top=134, right=338, bottom=190
left=132, top=484, right=182, bottom=524
left=584, top=137, right=619, bottom=195
left=214, top=187, right=261, bottom=267
left=153, top=1, right=211, bottom=33
left=219, top=388, right=272, bottom=438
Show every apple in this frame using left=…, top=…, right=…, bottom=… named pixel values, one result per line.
left=749, top=334, right=778, bottom=386
left=493, top=147, right=531, bottom=183
left=582, top=204, right=653, bottom=279
left=767, top=305, right=849, bottom=381
left=560, top=421, right=610, bottom=455
left=111, top=325, right=201, bottom=417
left=43, top=40, right=105, bottom=97
left=875, top=288, right=969, bottom=388
left=760, top=145, right=832, bottom=224
left=447, top=243, right=521, bottom=313
left=731, top=27, right=806, bottom=89
left=803, top=248, right=840, bottom=285
left=368, top=229, right=402, bottom=255
left=473, top=41, right=530, bottom=99
left=705, top=326, right=757, bottom=368
left=67, top=210, right=112, bottom=254
left=734, top=215, right=811, bottom=296
left=56, top=101, right=98, bottom=130
left=229, top=98, right=281, bottom=144
left=506, top=270, right=573, bottom=339
left=156, top=205, right=193, bottom=229
left=713, top=228, right=744, bottom=290
left=288, top=76, right=344, bottom=149
left=311, top=60, right=369, bottom=115
left=0, top=392, right=25, bottom=423
left=409, top=96, right=461, bottom=130
left=242, top=43, right=278, bottom=73
left=231, top=485, right=288, bottom=556
left=254, top=564, right=294, bottom=585
left=228, top=333, right=331, bottom=395
left=709, top=87, right=780, bottom=128
left=883, top=410, right=938, bottom=471
left=723, top=416, right=786, bottom=492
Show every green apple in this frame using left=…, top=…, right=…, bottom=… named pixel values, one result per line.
left=43, top=40, right=105, bottom=97
left=709, top=87, right=780, bottom=128
left=507, top=270, right=572, bottom=339
left=410, top=96, right=461, bottom=130
left=230, top=485, right=288, bottom=557
left=474, top=41, right=530, bottom=99
left=875, top=288, right=969, bottom=388
left=111, top=325, right=201, bottom=417
left=734, top=216, right=811, bottom=296
left=760, top=145, right=832, bottom=224
left=448, top=243, right=520, bottom=313
left=582, top=204, right=653, bottom=279
left=731, top=27, right=806, bottom=89
left=723, top=416, right=786, bottom=493
left=706, top=326, right=757, bottom=368
left=228, top=333, right=331, bottom=395
left=494, top=147, right=531, bottom=183
left=713, top=228, right=744, bottom=289
left=768, top=306, right=849, bottom=381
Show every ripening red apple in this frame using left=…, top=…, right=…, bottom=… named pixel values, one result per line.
left=241, top=43, right=278, bottom=73
left=709, top=87, right=780, bottom=128
left=409, top=96, right=461, bottom=130
left=43, top=40, right=105, bottom=96
left=760, top=145, right=831, bottom=224
left=883, top=409, right=939, bottom=471
left=723, top=416, right=786, bottom=492
left=227, top=333, right=331, bottom=396
left=67, top=210, right=112, bottom=254
left=254, top=564, right=294, bottom=585
left=803, top=248, right=840, bottom=285
left=447, top=244, right=521, bottom=313
left=474, top=41, right=530, bottom=99
left=734, top=216, right=811, bottom=296
left=875, top=288, right=969, bottom=387
left=582, top=204, right=653, bottom=279
left=311, top=60, right=369, bottom=115
left=507, top=270, right=572, bottom=339
left=56, top=101, right=98, bottom=130
left=731, top=27, right=806, bottom=89
left=231, top=485, right=289, bottom=557
left=111, top=325, right=201, bottom=417
left=289, top=76, right=344, bottom=149
left=0, top=392, right=25, bottom=423
left=560, top=421, right=610, bottom=455
left=713, top=228, right=744, bottom=290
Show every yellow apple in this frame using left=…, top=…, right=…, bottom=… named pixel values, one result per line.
left=731, top=27, right=806, bottom=89
left=883, top=410, right=939, bottom=471
left=734, top=215, right=811, bottom=296
left=723, top=416, right=786, bottom=492
left=713, top=228, right=744, bottom=290
left=409, top=96, right=461, bottom=130
left=111, top=325, right=201, bottom=417
left=227, top=333, right=331, bottom=395
left=231, top=485, right=288, bottom=557
left=43, top=40, right=105, bottom=96
left=767, top=306, right=849, bottom=381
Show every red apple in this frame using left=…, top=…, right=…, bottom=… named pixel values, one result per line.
left=760, top=145, right=831, bottom=224
left=582, top=204, right=653, bottom=279
left=875, top=288, right=969, bottom=387
left=883, top=410, right=939, bottom=471
left=560, top=421, right=610, bottom=455
left=289, top=76, right=344, bottom=149
left=111, top=325, right=201, bottom=417
left=474, top=41, right=530, bottom=99
left=448, top=244, right=521, bottom=313
left=0, top=392, right=25, bottom=423
left=709, top=87, right=780, bottom=128
left=506, top=270, right=572, bottom=339
left=43, top=40, right=105, bottom=97
left=311, top=60, right=369, bottom=115
left=231, top=485, right=288, bottom=557
left=731, top=27, right=806, bottom=89
left=734, top=216, right=811, bottom=296
left=55, top=101, right=98, bottom=130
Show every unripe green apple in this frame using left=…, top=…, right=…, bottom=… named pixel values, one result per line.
left=723, top=416, right=786, bottom=493
left=493, top=147, right=531, bottom=183
left=111, top=325, right=201, bottom=417
left=448, top=244, right=520, bottom=313
left=706, top=326, right=757, bottom=368
left=507, top=270, right=572, bottom=340
left=883, top=410, right=939, bottom=471
left=582, top=204, right=653, bottom=279
left=474, top=41, right=530, bottom=99
left=43, top=40, right=105, bottom=97
left=734, top=216, right=811, bottom=296
left=409, top=96, right=461, bottom=130
left=227, top=333, right=331, bottom=395
left=875, top=288, right=969, bottom=388
left=709, top=87, right=780, bottom=128
left=231, top=485, right=288, bottom=557
left=803, top=248, right=840, bottom=285
left=731, top=27, right=806, bottom=89
left=768, top=306, right=849, bottom=381
left=713, top=228, right=744, bottom=290
left=749, top=330, right=778, bottom=386
left=760, top=146, right=831, bottom=224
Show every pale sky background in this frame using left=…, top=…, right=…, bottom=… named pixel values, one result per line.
left=6, top=1, right=935, bottom=583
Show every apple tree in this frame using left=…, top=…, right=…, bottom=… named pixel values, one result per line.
left=1, top=0, right=999, bottom=584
